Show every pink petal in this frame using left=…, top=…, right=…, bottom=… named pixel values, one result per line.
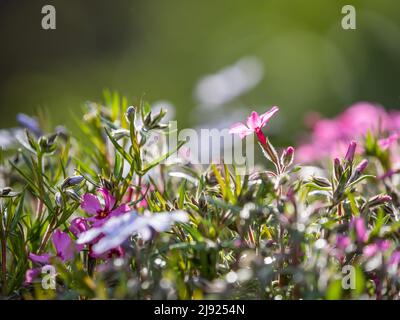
left=28, top=253, right=51, bottom=264
left=110, top=204, right=131, bottom=215
left=378, top=133, right=398, bottom=150
left=246, top=111, right=262, bottom=130
left=69, top=218, right=89, bottom=237
left=335, top=235, right=351, bottom=250
left=229, top=122, right=253, bottom=139
left=92, top=205, right=131, bottom=228
left=98, top=188, right=116, bottom=211
left=260, top=106, right=279, bottom=127
left=81, top=193, right=102, bottom=215
left=363, top=244, right=378, bottom=257
left=52, top=230, right=74, bottom=262
left=25, top=268, right=41, bottom=284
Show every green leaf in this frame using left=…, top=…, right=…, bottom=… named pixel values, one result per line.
left=326, top=279, right=342, bottom=300
left=142, top=140, right=185, bottom=174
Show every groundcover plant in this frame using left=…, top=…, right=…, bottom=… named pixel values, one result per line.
left=0, top=95, right=399, bottom=300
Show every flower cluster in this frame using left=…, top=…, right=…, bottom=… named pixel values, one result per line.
left=297, top=102, right=400, bottom=168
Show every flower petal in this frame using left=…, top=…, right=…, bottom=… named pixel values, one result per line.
left=260, top=106, right=279, bottom=127
left=81, top=193, right=102, bottom=215
left=28, top=253, right=51, bottom=264
left=91, top=204, right=131, bottom=228
left=229, top=122, right=252, bottom=139
left=52, top=230, right=74, bottom=262
left=246, top=111, right=261, bottom=130
left=98, top=187, right=116, bottom=211
left=69, top=217, right=89, bottom=237
left=25, top=268, right=41, bottom=284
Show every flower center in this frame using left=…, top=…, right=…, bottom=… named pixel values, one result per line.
left=97, top=210, right=109, bottom=219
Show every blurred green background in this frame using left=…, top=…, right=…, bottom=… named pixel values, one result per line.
left=1, top=0, right=399, bottom=143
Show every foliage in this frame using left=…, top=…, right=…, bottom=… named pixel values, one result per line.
left=0, top=93, right=399, bottom=300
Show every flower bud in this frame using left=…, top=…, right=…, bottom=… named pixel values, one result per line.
left=65, top=189, right=81, bottom=202
left=333, top=157, right=343, bottom=180
left=125, top=106, right=136, bottom=123
left=39, top=133, right=58, bottom=154
left=355, top=159, right=368, bottom=174
left=55, top=192, right=64, bottom=208
left=312, top=176, right=331, bottom=188
left=61, top=175, right=84, bottom=189
left=348, top=159, right=368, bottom=184
left=281, top=146, right=295, bottom=167
left=367, top=194, right=392, bottom=207
left=344, top=141, right=357, bottom=163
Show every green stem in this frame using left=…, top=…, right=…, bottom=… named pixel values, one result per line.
left=1, top=236, right=7, bottom=296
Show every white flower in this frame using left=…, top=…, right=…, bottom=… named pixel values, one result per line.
left=77, top=210, right=188, bottom=255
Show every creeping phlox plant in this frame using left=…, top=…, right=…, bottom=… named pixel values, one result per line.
left=0, top=94, right=399, bottom=300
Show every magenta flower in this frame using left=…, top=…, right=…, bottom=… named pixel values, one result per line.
left=229, top=106, right=279, bottom=145
left=69, top=217, right=89, bottom=237
left=25, top=230, right=79, bottom=284
left=29, top=230, right=76, bottom=264
left=350, top=217, right=368, bottom=243
left=336, top=235, right=351, bottom=250
left=296, top=102, right=400, bottom=163
left=81, top=188, right=130, bottom=227
left=363, top=240, right=391, bottom=258
left=389, top=250, right=400, bottom=267
left=378, top=133, right=398, bottom=150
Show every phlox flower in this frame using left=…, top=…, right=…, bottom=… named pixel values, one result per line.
left=25, top=230, right=79, bottom=284
left=297, top=102, right=400, bottom=163
left=81, top=187, right=130, bottom=227
left=229, top=106, right=279, bottom=145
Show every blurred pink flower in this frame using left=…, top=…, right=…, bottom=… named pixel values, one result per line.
left=229, top=106, right=279, bottom=144
left=363, top=240, right=392, bottom=258
left=389, top=250, right=400, bottom=267
left=378, top=133, right=398, bottom=150
left=350, top=217, right=368, bottom=243
left=336, top=235, right=351, bottom=250
left=297, top=102, right=400, bottom=163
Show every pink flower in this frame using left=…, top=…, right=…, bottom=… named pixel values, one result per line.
left=69, top=217, right=89, bottom=237
left=389, top=250, right=400, bottom=267
left=350, top=217, right=368, bottom=243
left=378, top=133, right=398, bottom=150
left=363, top=240, right=392, bottom=258
left=81, top=187, right=130, bottom=227
left=297, top=102, right=400, bottom=163
left=28, top=230, right=77, bottom=265
left=336, top=235, right=351, bottom=250
left=25, top=230, right=79, bottom=284
left=24, top=268, right=41, bottom=284
left=80, top=188, right=131, bottom=259
left=229, top=106, right=279, bottom=145
left=52, top=230, right=76, bottom=261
